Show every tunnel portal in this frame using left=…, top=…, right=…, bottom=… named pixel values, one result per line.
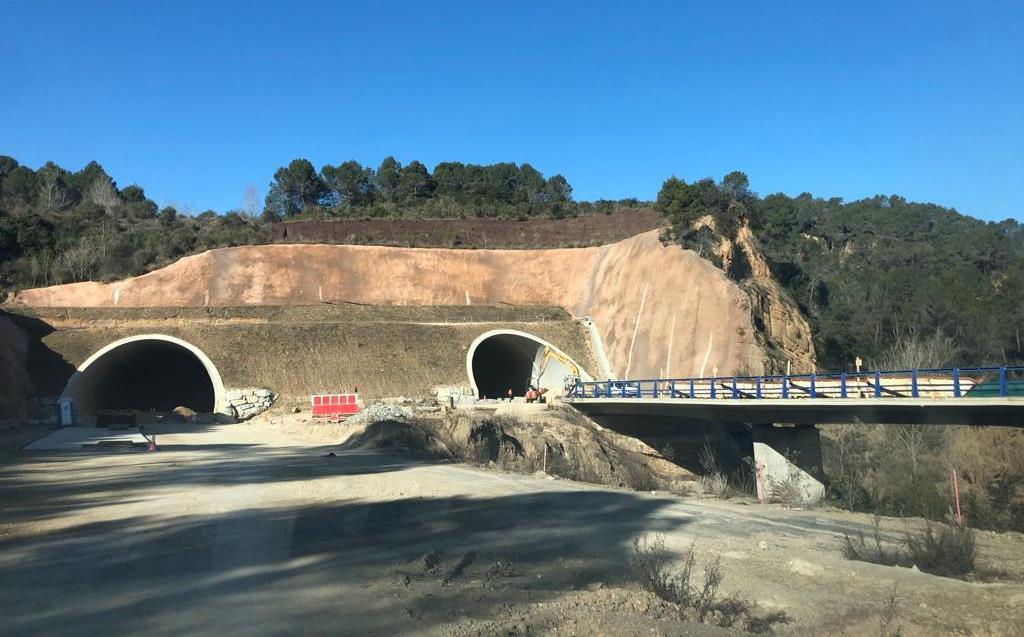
left=63, top=335, right=224, bottom=420
left=467, top=330, right=589, bottom=399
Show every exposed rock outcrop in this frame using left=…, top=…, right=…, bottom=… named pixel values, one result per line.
left=683, top=217, right=816, bottom=373
left=732, top=224, right=816, bottom=373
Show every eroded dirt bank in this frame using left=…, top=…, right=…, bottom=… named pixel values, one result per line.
left=12, top=231, right=813, bottom=378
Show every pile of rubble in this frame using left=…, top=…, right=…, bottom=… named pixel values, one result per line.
left=346, top=401, right=414, bottom=426
left=225, top=388, right=274, bottom=420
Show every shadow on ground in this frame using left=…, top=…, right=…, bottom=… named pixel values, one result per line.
left=1, top=484, right=687, bottom=636
left=0, top=439, right=412, bottom=525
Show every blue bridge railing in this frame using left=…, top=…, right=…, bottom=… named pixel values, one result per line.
left=568, top=366, right=1024, bottom=401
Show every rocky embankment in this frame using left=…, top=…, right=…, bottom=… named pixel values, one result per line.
left=733, top=224, right=816, bottom=372
left=225, top=388, right=275, bottom=420
left=690, top=216, right=816, bottom=373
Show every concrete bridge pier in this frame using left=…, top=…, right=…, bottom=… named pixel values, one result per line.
left=751, top=423, right=825, bottom=504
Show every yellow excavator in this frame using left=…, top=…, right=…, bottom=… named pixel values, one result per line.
left=527, top=347, right=581, bottom=401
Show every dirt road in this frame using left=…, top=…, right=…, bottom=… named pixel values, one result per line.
left=2, top=423, right=1022, bottom=636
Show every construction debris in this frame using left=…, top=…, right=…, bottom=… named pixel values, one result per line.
left=346, top=402, right=414, bottom=426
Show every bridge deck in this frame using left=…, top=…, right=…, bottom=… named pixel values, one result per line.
left=567, top=366, right=1024, bottom=426
left=568, top=396, right=1024, bottom=426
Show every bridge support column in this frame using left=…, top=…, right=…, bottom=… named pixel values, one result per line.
left=752, top=424, right=825, bottom=504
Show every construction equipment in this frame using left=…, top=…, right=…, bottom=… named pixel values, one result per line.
left=525, top=386, right=549, bottom=403
left=534, top=347, right=580, bottom=387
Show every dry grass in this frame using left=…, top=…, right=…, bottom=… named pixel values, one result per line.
left=878, top=587, right=904, bottom=637
left=904, top=522, right=976, bottom=578
left=841, top=518, right=910, bottom=568
left=631, top=535, right=791, bottom=633
left=842, top=518, right=977, bottom=579
left=697, top=441, right=730, bottom=498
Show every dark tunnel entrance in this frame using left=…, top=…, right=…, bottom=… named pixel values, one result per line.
left=468, top=330, right=587, bottom=399
left=471, top=336, right=537, bottom=399
left=67, top=337, right=220, bottom=419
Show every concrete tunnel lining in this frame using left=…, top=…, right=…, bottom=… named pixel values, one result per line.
left=61, top=334, right=227, bottom=420
left=466, top=329, right=591, bottom=399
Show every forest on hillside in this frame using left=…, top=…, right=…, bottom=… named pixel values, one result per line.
left=261, top=157, right=580, bottom=221
left=657, top=172, right=1024, bottom=531
left=656, top=171, right=1024, bottom=371
left=0, top=156, right=638, bottom=292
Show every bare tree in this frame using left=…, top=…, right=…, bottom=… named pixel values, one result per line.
left=243, top=184, right=260, bottom=220
left=57, top=242, right=99, bottom=283
left=871, top=331, right=955, bottom=480
left=87, top=177, right=119, bottom=211
left=38, top=168, right=70, bottom=210
left=871, top=330, right=955, bottom=370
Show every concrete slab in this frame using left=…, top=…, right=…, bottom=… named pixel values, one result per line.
left=24, top=426, right=149, bottom=451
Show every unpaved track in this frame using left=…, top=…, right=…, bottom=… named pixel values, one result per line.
left=1, top=423, right=1022, bottom=636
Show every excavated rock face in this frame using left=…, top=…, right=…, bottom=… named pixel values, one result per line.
left=684, top=218, right=817, bottom=373
left=732, top=225, right=816, bottom=373
left=0, top=312, right=32, bottom=420
left=11, top=231, right=770, bottom=380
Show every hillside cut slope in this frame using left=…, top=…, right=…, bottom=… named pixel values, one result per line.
left=12, top=230, right=814, bottom=379
left=0, top=312, right=32, bottom=419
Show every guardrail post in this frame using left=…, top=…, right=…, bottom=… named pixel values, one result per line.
left=1000, top=367, right=1008, bottom=397
left=874, top=371, right=881, bottom=398
left=782, top=375, right=788, bottom=399
left=606, top=381, right=611, bottom=398
left=953, top=368, right=960, bottom=398
left=652, top=380, right=658, bottom=399
left=621, top=381, right=626, bottom=398
left=911, top=369, right=919, bottom=398
left=731, top=376, right=738, bottom=399
left=756, top=376, right=762, bottom=399
left=710, top=377, right=717, bottom=399
left=840, top=372, right=847, bottom=398
left=810, top=373, right=816, bottom=397
left=670, top=380, right=676, bottom=399
left=689, top=379, right=695, bottom=399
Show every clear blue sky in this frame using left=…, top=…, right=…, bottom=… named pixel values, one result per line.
left=2, top=1, right=1022, bottom=220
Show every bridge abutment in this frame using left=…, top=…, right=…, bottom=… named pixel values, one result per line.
left=751, top=424, right=825, bottom=504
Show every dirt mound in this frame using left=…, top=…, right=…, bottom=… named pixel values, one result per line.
left=171, top=406, right=197, bottom=422
left=0, top=312, right=32, bottom=420
left=268, top=209, right=664, bottom=249
left=347, top=405, right=694, bottom=492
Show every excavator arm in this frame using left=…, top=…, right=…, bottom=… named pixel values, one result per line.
left=534, top=347, right=580, bottom=386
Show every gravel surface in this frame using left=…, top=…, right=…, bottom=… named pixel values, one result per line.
left=2, top=422, right=1022, bottom=637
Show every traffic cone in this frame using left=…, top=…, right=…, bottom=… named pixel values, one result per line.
left=148, top=434, right=157, bottom=452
